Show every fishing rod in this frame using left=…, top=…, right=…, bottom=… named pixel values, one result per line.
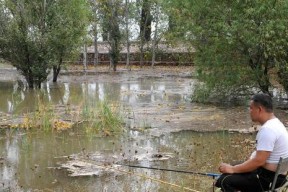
left=71, top=158, right=202, bottom=192
left=117, top=163, right=221, bottom=179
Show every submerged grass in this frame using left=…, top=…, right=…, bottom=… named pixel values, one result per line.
left=15, top=93, right=72, bottom=131
left=81, top=99, right=124, bottom=136
left=34, top=94, right=55, bottom=131
left=9, top=92, right=124, bottom=135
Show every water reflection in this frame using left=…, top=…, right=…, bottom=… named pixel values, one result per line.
left=0, top=73, right=284, bottom=191
left=0, top=77, right=193, bottom=114
left=0, top=128, right=254, bottom=192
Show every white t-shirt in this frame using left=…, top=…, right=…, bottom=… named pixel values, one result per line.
left=256, top=118, right=288, bottom=163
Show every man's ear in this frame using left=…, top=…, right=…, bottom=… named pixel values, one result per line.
left=258, top=105, right=264, bottom=112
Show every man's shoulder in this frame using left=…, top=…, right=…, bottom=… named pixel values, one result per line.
left=263, top=118, right=285, bottom=129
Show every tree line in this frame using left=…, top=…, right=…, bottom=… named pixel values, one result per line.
left=0, top=0, right=168, bottom=88
left=1, top=0, right=288, bottom=101
left=167, top=0, right=288, bottom=101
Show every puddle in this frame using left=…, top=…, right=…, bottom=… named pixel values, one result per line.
left=0, top=128, right=255, bottom=192
left=0, top=66, right=287, bottom=191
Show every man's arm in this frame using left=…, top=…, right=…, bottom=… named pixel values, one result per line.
left=219, top=151, right=270, bottom=174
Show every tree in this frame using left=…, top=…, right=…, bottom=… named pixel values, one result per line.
left=140, top=0, right=152, bottom=42
left=167, top=0, right=288, bottom=100
left=0, top=0, right=50, bottom=88
left=150, top=0, right=169, bottom=67
left=48, top=0, right=90, bottom=82
left=91, top=0, right=99, bottom=67
left=0, top=0, right=90, bottom=88
left=151, top=0, right=160, bottom=67
left=278, top=67, right=288, bottom=93
left=98, top=0, right=122, bottom=71
left=137, top=0, right=153, bottom=66
left=125, top=0, right=131, bottom=69
left=109, top=0, right=121, bottom=71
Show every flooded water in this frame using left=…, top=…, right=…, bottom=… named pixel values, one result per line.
left=0, top=68, right=285, bottom=191
left=0, top=128, right=255, bottom=192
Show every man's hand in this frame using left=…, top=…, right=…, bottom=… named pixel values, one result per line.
left=218, top=151, right=270, bottom=174
left=218, top=163, right=234, bottom=174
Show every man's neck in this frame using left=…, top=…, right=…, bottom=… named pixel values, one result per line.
left=260, top=113, right=275, bottom=125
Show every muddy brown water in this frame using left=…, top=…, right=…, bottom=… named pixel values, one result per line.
left=0, top=66, right=287, bottom=192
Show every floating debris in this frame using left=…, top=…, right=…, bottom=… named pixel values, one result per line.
left=60, top=160, right=123, bottom=177
left=57, top=151, right=174, bottom=177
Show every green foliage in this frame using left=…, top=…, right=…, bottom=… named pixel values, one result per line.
left=0, top=0, right=91, bottom=88
left=139, top=0, right=153, bottom=42
left=0, top=0, right=50, bottom=88
left=166, top=0, right=288, bottom=100
left=278, top=66, right=288, bottom=92
left=48, top=0, right=91, bottom=82
left=82, top=99, right=124, bottom=136
left=97, top=0, right=122, bottom=71
left=33, top=93, right=55, bottom=131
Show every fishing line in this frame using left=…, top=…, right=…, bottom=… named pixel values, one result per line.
left=117, top=163, right=221, bottom=179
left=111, top=165, right=201, bottom=192
left=72, top=159, right=202, bottom=192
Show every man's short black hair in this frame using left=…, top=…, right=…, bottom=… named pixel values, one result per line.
left=252, top=93, right=273, bottom=112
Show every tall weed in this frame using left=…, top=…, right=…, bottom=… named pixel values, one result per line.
left=81, top=99, right=124, bottom=136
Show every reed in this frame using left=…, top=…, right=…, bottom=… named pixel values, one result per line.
left=11, top=92, right=124, bottom=135
left=17, top=93, right=55, bottom=131
left=81, top=99, right=124, bottom=136
left=34, top=94, right=55, bottom=131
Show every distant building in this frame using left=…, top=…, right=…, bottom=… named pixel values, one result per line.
left=79, top=41, right=195, bottom=65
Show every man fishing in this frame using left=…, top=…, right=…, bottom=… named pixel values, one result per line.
left=215, top=93, right=288, bottom=191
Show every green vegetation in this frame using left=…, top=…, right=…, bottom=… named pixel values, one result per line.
left=165, top=0, right=288, bottom=101
left=97, top=0, right=122, bottom=71
left=14, top=93, right=69, bottom=131
left=0, top=0, right=90, bottom=88
left=9, top=92, right=124, bottom=135
left=1, top=0, right=288, bottom=101
left=82, top=99, right=124, bottom=136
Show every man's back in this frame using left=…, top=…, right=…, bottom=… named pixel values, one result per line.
left=257, top=118, right=288, bottom=173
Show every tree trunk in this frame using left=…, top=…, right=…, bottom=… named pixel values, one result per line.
left=94, top=30, right=98, bottom=67
left=93, top=0, right=99, bottom=68
left=83, top=44, right=87, bottom=71
left=37, top=81, right=41, bottom=89
left=110, top=38, right=119, bottom=72
left=278, top=67, right=288, bottom=92
left=108, top=0, right=120, bottom=72
left=52, top=64, right=61, bottom=83
left=125, top=0, right=130, bottom=69
left=259, top=65, right=271, bottom=95
left=26, top=74, right=34, bottom=89
left=139, top=42, right=144, bottom=67
left=140, top=0, right=152, bottom=42
left=139, top=0, right=152, bottom=67
left=151, top=4, right=160, bottom=67
left=249, top=59, right=271, bottom=95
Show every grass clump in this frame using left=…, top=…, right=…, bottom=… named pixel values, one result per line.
left=8, top=92, right=124, bottom=135
left=11, top=93, right=72, bottom=131
left=81, top=99, right=124, bottom=136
